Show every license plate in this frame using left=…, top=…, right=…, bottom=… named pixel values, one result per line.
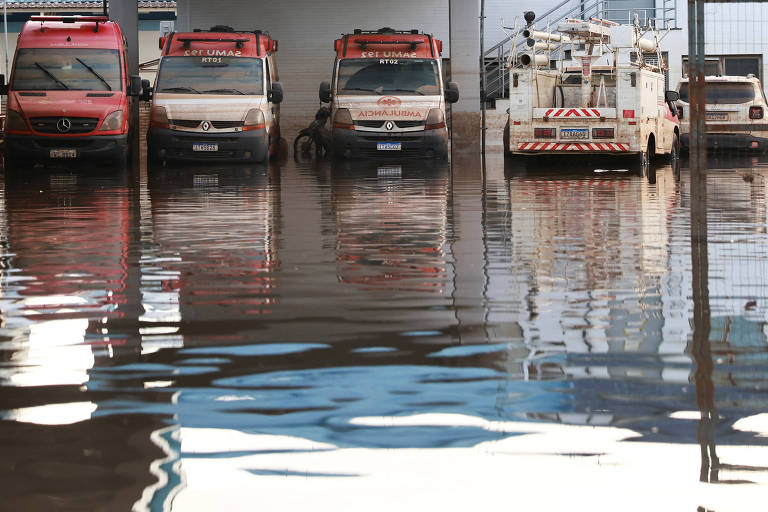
left=192, top=143, right=218, bottom=152
left=377, top=142, right=402, bottom=151
left=377, top=165, right=402, bottom=177
left=49, top=149, right=77, bottom=158
left=706, top=112, right=728, bottom=121
left=560, top=128, right=588, bottom=140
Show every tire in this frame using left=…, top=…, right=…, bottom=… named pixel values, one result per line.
left=293, top=130, right=317, bottom=162
left=669, top=134, right=679, bottom=163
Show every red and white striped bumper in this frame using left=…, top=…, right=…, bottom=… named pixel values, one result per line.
left=517, top=142, right=630, bottom=152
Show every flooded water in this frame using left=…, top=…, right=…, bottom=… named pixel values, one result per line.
left=1, top=150, right=767, bottom=511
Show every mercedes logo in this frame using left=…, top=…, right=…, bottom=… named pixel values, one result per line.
left=56, top=118, right=72, bottom=133
left=202, top=121, right=211, bottom=131
left=385, top=121, right=394, bottom=131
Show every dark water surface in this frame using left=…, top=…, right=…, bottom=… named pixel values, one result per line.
left=1, top=153, right=767, bottom=511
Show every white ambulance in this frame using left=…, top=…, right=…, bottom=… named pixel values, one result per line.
left=506, top=17, right=680, bottom=168
left=676, top=75, right=768, bottom=151
left=147, top=25, right=283, bottom=163
left=319, top=27, right=459, bottom=159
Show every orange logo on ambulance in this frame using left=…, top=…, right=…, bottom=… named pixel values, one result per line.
left=377, top=96, right=402, bottom=107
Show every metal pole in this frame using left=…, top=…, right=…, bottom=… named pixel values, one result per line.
left=3, top=2, right=9, bottom=79
left=480, top=0, right=486, bottom=156
left=687, top=0, right=706, bottom=172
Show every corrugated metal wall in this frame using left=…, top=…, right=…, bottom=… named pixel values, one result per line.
left=180, top=0, right=450, bottom=135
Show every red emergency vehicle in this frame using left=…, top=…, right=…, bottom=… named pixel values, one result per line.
left=319, top=28, right=458, bottom=159
left=2, top=16, right=141, bottom=166
left=146, top=26, right=282, bottom=163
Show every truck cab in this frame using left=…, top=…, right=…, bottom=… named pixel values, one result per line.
left=147, top=25, right=283, bottom=163
left=319, top=27, right=458, bottom=159
left=3, top=16, right=142, bottom=166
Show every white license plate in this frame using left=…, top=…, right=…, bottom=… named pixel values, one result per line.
left=706, top=112, right=728, bottom=121
left=377, top=142, right=402, bottom=151
left=560, top=128, right=588, bottom=140
left=49, top=149, right=77, bottom=158
left=192, top=143, right=219, bottom=152
left=377, top=165, right=402, bottom=177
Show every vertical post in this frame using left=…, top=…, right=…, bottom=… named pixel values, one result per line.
left=480, top=0, right=486, bottom=155
left=109, top=0, right=140, bottom=170
left=687, top=0, right=706, bottom=172
left=3, top=2, right=8, bottom=78
left=449, top=0, right=482, bottom=153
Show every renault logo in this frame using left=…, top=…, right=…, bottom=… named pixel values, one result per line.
left=202, top=121, right=211, bottom=131
left=385, top=121, right=394, bottom=131
left=56, top=118, right=72, bottom=133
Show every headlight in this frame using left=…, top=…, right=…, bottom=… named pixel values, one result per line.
left=425, top=108, right=445, bottom=130
left=333, top=108, right=354, bottom=130
left=244, top=108, right=265, bottom=130
left=98, top=110, right=124, bottom=132
left=6, top=109, right=29, bottom=132
left=150, top=105, right=168, bottom=128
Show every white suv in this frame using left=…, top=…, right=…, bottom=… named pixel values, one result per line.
left=677, top=75, right=768, bottom=151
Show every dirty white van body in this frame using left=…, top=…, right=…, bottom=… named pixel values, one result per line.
left=506, top=18, right=680, bottom=165
left=147, top=26, right=283, bottom=163
left=319, top=28, right=459, bottom=159
left=677, top=75, right=768, bottom=151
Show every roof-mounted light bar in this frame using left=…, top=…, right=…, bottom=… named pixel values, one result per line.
left=30, top=15, right=109, bottom=32
left=354, top=39, right=425, bottom=51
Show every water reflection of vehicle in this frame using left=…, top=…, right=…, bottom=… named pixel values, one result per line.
left=144, top=163, right=280, bottom=339
left=329, top=159, right=451, bottom=290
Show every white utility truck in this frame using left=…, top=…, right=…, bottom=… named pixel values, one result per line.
left=505, top=17, right=680, bottom=167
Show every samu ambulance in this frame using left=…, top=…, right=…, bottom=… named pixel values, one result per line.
left=147, top=25, right=283, bottom=163
left=319, top=27, right=459, bottom=159
left=3, top=16, right=142, bottom=166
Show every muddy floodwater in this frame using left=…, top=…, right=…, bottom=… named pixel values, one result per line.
left=1, top=151, right=768, bottom=511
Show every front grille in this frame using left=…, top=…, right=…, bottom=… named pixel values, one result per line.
left=170, top=119, right=201, bottom=128
left=171, top=135, right=242, bottom=143
left=355, top=120, right=384, bottom=128
left=211, top=120, right=243, bottom=129
left=358, top=133, right=423, bottom=142
left=395, top=120, right=425, bottom=128
left=30, top=117, right=99, bottom=134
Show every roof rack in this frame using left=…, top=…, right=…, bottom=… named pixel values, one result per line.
left=353, top=28, right=420, bottom=35
left=30, top=15, right=108, bottom=32
left=176, top=36, right=250, bottom=49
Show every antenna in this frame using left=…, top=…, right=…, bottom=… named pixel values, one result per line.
left=103, top=0, right=107, bottom=17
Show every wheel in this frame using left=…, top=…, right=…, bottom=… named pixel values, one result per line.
left=293, top=130, right=317, bottom=162
left=669, top=133, right=680, bottom=163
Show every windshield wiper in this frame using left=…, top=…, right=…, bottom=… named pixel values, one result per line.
left=75, top=58, right=112, bottom=91
left=340, top=87, right=381, bottom=94
left=159, top=86, right=201, bottom=94
left=34, top=62, right=69, bottom=89
left=204, top=88, right=246, bottom=95
left=382, top=88, right=425, bottom=95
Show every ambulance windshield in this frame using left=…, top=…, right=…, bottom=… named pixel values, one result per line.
left=157, top=57, right=264, bottom=95
left=12, top=49, right=121, bottom=91
left=336, top=59, right=440, bottom=96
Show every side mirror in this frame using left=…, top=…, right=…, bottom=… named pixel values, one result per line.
left=444, top=81, right=459, bottom=104
left=268, top=81, right=283, bottom=104
left=140, top=79, right=152, bottom=101
left=665, top=90, right=680, bottom=102
left=128, top=75, right=142, bottom=97
left=319, top=81, right=331, bottom=103
left=0, top=74, right=6, bottom=95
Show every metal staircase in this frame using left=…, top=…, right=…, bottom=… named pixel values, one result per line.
left=482, top=0, right=678, bottom=102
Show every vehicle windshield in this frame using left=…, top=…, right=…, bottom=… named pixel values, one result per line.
left=336, top=58, right=440, bottom=96
left=12, top=48, right=121, bottom=91
left=679, top=82, right=756, bottom=104
left=156, top=56, right=264, bottom=95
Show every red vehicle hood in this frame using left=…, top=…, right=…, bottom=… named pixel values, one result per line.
left=11, top=91, right=124, bottom=119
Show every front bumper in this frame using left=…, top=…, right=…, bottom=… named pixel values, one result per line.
left=681, top=132, right=768, bottom=151
left=331, top=127, right=448, bottom=159
left=147, top=127, right=269, bottom=162
left=5, top=133, right=129, bottom=161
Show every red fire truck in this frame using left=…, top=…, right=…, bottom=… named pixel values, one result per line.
left=2, top=16, right=142, bottom=166
left=319, top=28, right=459, bottom=159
